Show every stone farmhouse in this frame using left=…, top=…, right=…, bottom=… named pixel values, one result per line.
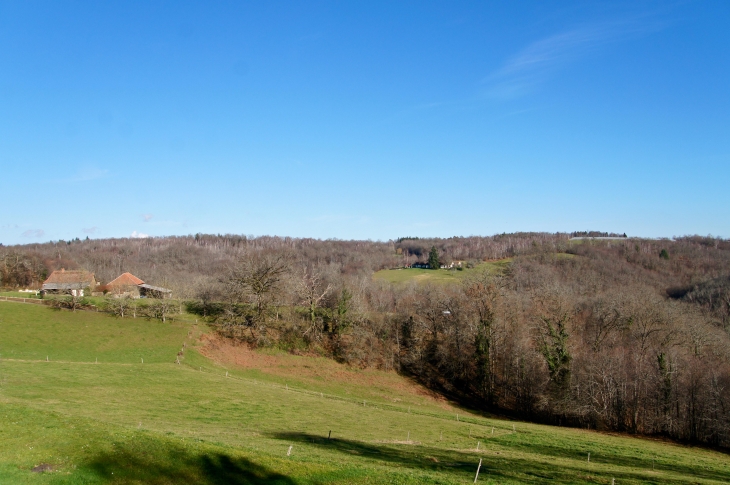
left=41, top=269, right=97, bottom=297
left=105, top=272, right=172, bottom=299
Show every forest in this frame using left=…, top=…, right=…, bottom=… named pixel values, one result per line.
left=2, top=232, right=730, bottom=447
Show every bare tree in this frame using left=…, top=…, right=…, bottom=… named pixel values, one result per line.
left=295, top=269, right=331, bottom=340
left=143, top=299, right=177, bottom=322
left=221, top=253, right=289, bottom=342
left=103, top=295, right=135, bottom=318
left=464, top=273, right=503, bottom=404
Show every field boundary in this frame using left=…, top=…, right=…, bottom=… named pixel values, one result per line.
left=0, top=296, right=48, bottom=305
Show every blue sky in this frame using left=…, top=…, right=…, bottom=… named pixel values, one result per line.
left=1, top=1, right=728, bottom=244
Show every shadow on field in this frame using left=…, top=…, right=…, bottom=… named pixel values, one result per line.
left=503, top=440, right=730, bottom=482
left=269, top=431, right=729, bottom=484
left=87, top=448, right=295, bottom=485
left=268, top=431, right=502, bottom=479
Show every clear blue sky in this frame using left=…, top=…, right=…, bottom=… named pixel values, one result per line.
left=1, top=1, right=728, bottom=244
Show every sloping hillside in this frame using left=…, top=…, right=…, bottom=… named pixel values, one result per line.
left=1, top=301, right=729, bottom=484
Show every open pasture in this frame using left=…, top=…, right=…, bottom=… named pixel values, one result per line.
left=1, top=301, right=728, bottom=484
left=373, top=260, right=511, bottom=285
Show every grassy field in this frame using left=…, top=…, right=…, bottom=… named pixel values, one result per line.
left=1, top=301, right=729, bottom=484
left=0, top=291, right=42, bottom=298
left=373, top=260, right=512, bottom=285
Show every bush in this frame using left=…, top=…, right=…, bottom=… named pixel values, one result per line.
left=49, top=295, right=92, bottom=312
left=142, top=299, right=178, bottom=322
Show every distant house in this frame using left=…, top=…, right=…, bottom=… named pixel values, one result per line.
left=409, top=261, right=463, bottom=269
left=410, top=262, right=430, bottom=269
left=41, top=269, right=97, bottom=296
left=105, top=272, right=172, bottom=299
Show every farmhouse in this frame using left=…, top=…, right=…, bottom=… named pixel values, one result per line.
left=105, top=272, right=172, bottom=299
left=41, top=268, right=97, bottom=296
left=106, top=272, right=145, bottom=297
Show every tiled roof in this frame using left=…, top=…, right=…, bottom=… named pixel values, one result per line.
left=107, top=272, right=145, bottom=286
left=139, top=283, right=171, bottom=293
left=43, top=269, right=95, bottom=285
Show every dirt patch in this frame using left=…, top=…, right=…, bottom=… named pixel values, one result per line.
left=198, top=333, right=452, bottom=408
left=31, top=463, right=55, bottom=473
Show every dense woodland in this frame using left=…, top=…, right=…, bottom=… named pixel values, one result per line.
left=2, top=233, right=730, bottom=447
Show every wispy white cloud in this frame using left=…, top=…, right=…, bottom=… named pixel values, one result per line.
left=484, top=16, right=667, bottom=99
left=21, top=229, right=45, bottom=238
left=83, top=226, right=100, bottom=234
left=142, top=214, right=153, bottom=222
left=130, top=231, right=149, bottom=239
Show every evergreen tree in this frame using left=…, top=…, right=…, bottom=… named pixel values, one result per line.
left=428, top=246, right=440, bottom=269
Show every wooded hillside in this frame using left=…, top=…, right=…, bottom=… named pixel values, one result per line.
left=3, top=233, right=730, bottom=447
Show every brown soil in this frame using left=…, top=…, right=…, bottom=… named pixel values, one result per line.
left=198, top=333, right=452, bottom=409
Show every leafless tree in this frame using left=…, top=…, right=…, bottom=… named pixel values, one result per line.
left=142, top=299, right=177, bottom=322
left=295, top=269, right=331, bottom=341
left=221, top=253, right=289, bottom=342
left=103, top=295, right=135, bottom=318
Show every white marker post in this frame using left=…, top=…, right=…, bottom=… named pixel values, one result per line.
left=474, top=458, right=482, bottom=483
left=287, top=445, right=293, bottom=456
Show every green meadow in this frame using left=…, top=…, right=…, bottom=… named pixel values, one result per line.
left=1, top=301, right=729, bottom=484
left=373, top=260, right=511, bottom=285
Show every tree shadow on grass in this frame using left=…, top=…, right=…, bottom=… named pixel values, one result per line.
left=268, top=431, right=505, bottom=480
left=268, top=431, right=728, bottom=484
left=86, top=447, right=295, bottom=485
left=499, top=440, right=730, bottom=483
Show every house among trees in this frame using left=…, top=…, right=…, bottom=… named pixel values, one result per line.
left=41, top=268, right=97, bottom=296
left=105, top=272, right=172, bottom=299
left=409, top=261, right=462, bottom=269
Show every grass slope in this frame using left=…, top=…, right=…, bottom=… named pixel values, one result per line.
left=1, top=301, right=728, bottom=484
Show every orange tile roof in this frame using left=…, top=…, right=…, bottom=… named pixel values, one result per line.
left=43, top=269, right=95, bottom=285
left=107, top=272, right=145, bottom=287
